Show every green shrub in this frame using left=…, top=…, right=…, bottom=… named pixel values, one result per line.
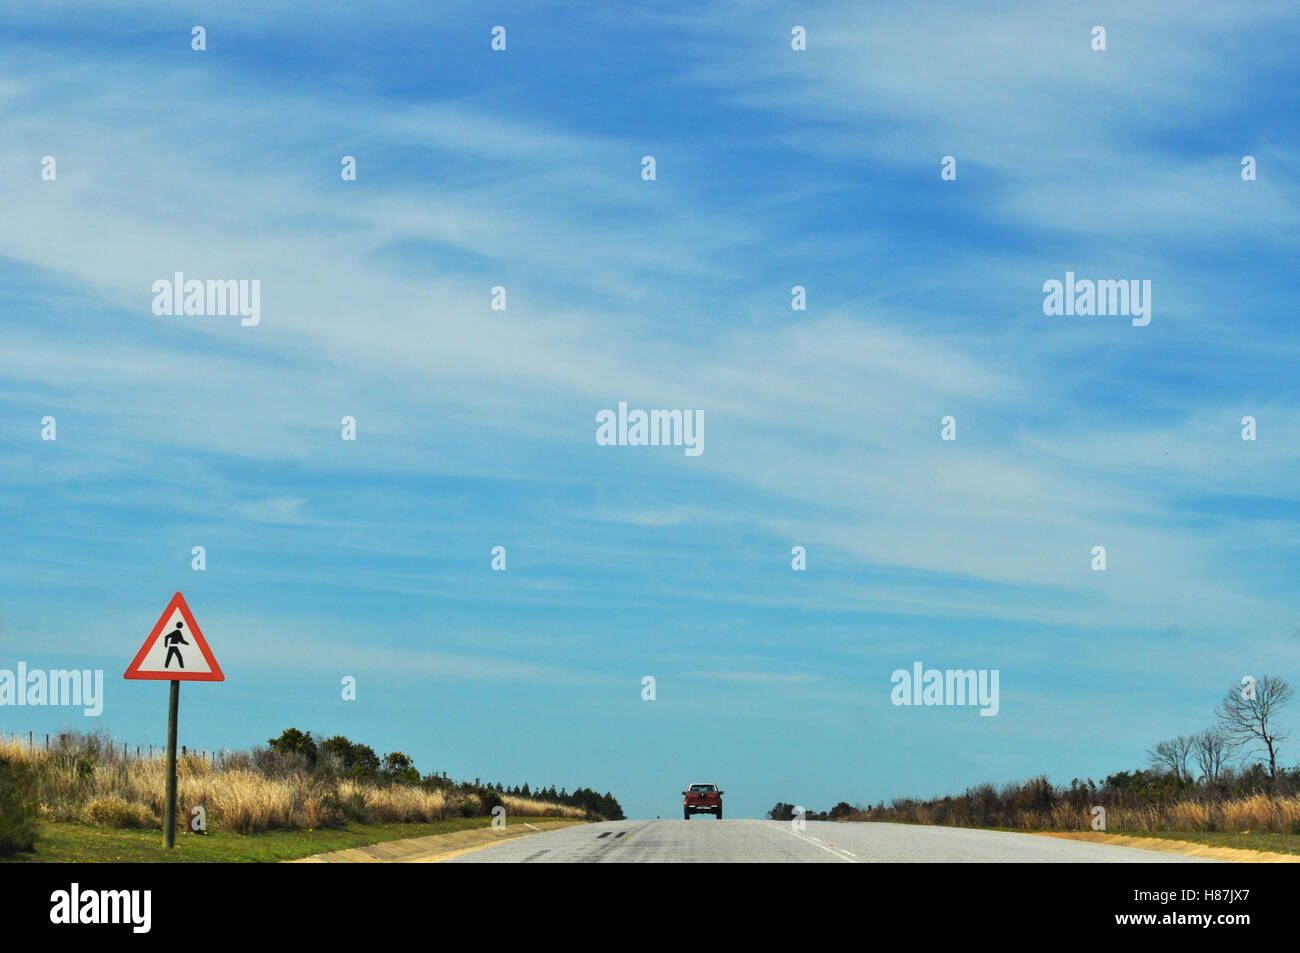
left=0, top=755, right=40, bottom=855
left=267, top=727, right=318, bottom=767
left=305, top=786, right=347, bottom=829
left=319, top=736, right=380, bottom=781
left=343, top=790, right=368, bottom=822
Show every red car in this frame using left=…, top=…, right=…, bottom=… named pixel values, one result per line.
left=682, top=782, right=724, bottom=819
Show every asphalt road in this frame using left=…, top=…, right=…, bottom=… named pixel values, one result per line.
left=447, top=819, right=1221, bottom=863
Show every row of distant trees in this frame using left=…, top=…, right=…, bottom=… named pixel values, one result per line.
left=768, top=801, right=858, bottom=822
left=1147, top=675, right=1294, bottom=782
left=265, top=728, right=625, bottom=819
left=767, top=675, right=1297, bottom=823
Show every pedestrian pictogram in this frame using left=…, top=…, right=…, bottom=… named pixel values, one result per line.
left=164, top=622, right=188, bottom=669
left=124, top=592, right=224, bottom=681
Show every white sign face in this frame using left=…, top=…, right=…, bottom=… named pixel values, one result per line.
left=125, top=592, right=223, bottom=683
left=133, top=607, right=213, bottom=675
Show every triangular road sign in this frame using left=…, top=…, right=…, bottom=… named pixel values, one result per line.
left=124, top=592, right=224, bottom=681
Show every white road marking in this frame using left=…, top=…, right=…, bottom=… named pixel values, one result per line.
left=772, top=822, right=858, bottom=863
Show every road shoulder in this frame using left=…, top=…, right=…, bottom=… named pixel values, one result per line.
left=289, top=820, right=586, bottom=863
left=1036, top=831, right=1299, bottom=863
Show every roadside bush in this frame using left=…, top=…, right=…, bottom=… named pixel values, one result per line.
left=343, top=789, right=368, bottom=822
left=218, top=750, right=255, bottom=773
left=0, top=754, right=41, bottom=854
left=251, top=745, right=310, bottom=779
left=82, top=796, right=156, bottom=829
left=266, top=728, right=318, bottom=767
left=319, top=736, right=380, bottom=781
left=303, top=785, right=347, bottom=829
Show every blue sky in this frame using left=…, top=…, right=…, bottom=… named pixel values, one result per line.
left=2, top=1, right=1299, bottom=819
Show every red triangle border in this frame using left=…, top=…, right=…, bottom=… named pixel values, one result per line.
left=124, top=592, right=225, bottom=681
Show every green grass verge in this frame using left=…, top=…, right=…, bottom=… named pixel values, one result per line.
left=1119, top=829, right=1300, bottom=855
left=2, top=816, right=585, bottom=863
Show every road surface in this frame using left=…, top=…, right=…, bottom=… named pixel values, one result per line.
left=447, top=819, right=1221, bottom=863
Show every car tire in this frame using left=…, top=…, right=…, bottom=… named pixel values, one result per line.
left=684, top=809, right=690, bottom=820
left=716, top=809, right=723, bottom=819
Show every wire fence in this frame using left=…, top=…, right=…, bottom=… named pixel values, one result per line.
left=1, top=728, right=227, bottom=767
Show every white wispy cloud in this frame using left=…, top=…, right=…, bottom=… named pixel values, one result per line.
left=2, top=0, right=1298, bottom=648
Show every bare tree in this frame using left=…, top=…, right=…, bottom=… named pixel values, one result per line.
left=1191, top=727, right=1234, bottom=783
left=1215, top=675, right=1294, bottom=780
left=1147, top=735, right=1195, bottom=781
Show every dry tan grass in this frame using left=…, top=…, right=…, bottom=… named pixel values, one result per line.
left=82, top=796, right=156, bottom=829
left=1, top=737, right=580, bottom=832
left=1220, top=794, right=1300, bottom=831
left=337, top=778, right=447, bottom=825
left=502, top=794, right=585, bottom=818
left=1060, top=796, right=1300, bottom=834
